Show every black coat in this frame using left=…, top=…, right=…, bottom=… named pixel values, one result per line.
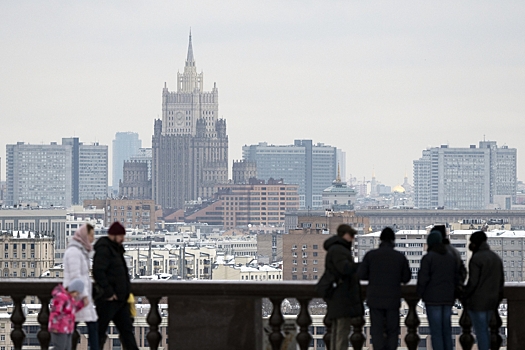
left=93, top=236, right=131, bottom=301
left=417, top=244, right=459, bottom=306
left=358, top=241, right=411, bottom=309
left=324, top=235, right=363, bottom=320
left=464, top=242, right=504, bottom=311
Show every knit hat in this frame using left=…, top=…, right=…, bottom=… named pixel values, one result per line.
left=67, top=278, right=84, bottom=294
left=380, top=227, right=395, bottom=242
left=108, top=222, right=126, bottom=236
left=427, top=230, right=443, bottom=248
left=470, top=231, right=487, bottom=247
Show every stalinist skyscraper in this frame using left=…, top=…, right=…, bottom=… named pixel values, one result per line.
left=152, top=33, right=228, bottom=209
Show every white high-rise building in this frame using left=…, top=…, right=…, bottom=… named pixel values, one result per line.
left=6, top=138, right=108, bottom=207
left=413, top=141, right=517, bottom=210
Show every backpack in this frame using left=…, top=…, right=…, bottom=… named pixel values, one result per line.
left=315, top=269, right=341, bottom=300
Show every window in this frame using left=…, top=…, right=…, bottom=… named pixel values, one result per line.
left=313, top=245, right=318, bottom=249
left=313, top=260, right=318, bottom=265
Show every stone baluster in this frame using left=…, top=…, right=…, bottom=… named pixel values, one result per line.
left=268, top=298, right=285, bottom=350
left=404, top=296, right=420, bottom=350
left=350, top=316, right=365, bottom=350
left=37, top=294, right=51, bottom=350
left=10, top=295, right=26, bottom=350
left=146, top=296, right=162, bottom=350
left=295, top=298, right=312, bottom=350
left=322, top=314, right=332, bottom=350
left=459, top=307, right=474, bottom=350
left=490, top=308, right=503, bottom=350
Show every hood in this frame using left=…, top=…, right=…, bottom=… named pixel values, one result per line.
left=52, top=284, right=67, bottom=297
left=379, top=241, right=395, bottom=249
left=94, top=236, right=125, bottom=253
left=323, top=235, right=352, bottom=251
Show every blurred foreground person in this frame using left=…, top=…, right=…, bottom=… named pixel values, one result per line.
left=93, top=222, right=138, bottom=350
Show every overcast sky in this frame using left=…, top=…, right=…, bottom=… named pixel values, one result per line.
left=1, top=1, right=524, bottom=187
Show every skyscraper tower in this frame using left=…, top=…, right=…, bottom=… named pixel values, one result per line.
left=152, top=33, right=228, bottom=209
left=112, top=132, right=142, bottom=189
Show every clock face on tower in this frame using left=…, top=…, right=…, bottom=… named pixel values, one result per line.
left=175, top=112, right=184, bottom=126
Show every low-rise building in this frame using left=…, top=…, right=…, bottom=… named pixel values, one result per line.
left=0, top=230, right=54, bottom=278
left=84, top=199, right=156, bottom=231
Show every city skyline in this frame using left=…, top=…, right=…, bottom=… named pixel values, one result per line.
left=1, top=2, right=524, bottom=187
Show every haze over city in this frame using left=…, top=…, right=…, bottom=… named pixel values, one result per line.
left=1, top=1, right=524, bottom=186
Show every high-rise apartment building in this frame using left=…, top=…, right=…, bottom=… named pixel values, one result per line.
left=242, top=140, right=345, bottom=209
left=112, top=132, right=142, bottom=189
left=152, top=33, right=228, bottom=209
left=413, top=141, right=517, bottom=210
left=6, top=138, right=108, bottom=208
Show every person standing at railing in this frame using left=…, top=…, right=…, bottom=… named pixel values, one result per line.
left=432, top=225, right=467, bottom=289
left=93, top=222, right=139, bottom=350
left=63, top=223, right=99, bottom=350
left=358, top=227, right=411, bottom=350
left=323, top=224, right=364, bottom=350
left=417, top=229, right=460, bottom=350
left=462, top=231, right=504, bottom=350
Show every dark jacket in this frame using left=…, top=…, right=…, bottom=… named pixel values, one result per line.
left=93, top=236, right=131, bottom=301
left=324, top=235, right=363, bottom=320
left=417, top=244, right=459, bottom=306
left=444, top=241, right=467, bottom=283
left=358, top=241, right=411, bottom=309
left=463, top=242, right=504, bottom=311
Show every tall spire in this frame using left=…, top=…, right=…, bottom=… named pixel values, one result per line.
left=186, top=29, right=195, bottom=66
left=336, top=163, right=341, bottom=182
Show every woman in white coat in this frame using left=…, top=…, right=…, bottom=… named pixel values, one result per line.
left=63, top=224, right=98, bottom=350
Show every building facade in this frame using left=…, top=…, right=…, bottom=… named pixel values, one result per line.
left=413, top=141, right=517, bottom=210
left=152, top=34, right=228, bottom=210
left=6, top=138, right=107, bottom=208
left=83, top=199, right=156, bottom=230
left=0, top=209, right=67, bottom=259
left=0, top=230, right=55, bottom=278
left=119, top=161, right=152, bottom=199
left=282, top=228, right=328, bottom=281
left=185, top=179, right=300, bottom=229
left=112, top=132, right=142, bottom=189
left=232, top=160, right=257, bottom=184
left=242, top=140, right=345, bottom=209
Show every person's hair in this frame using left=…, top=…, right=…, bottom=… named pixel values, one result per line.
left=337, top=224, right=357, bottom=237
left=380, top=227, right=396, bottom=242
left=86, top=224, right=94, bottom=232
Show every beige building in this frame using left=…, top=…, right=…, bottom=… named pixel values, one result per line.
left=256, top=233, right=283, bottom=263
left=83, top=199, right=156, bottom=231
left=1, top=231, right=54, bottom=278
left=282, top=228, right=329, bottom=281
left=286, top=210, right=370, bottom=235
